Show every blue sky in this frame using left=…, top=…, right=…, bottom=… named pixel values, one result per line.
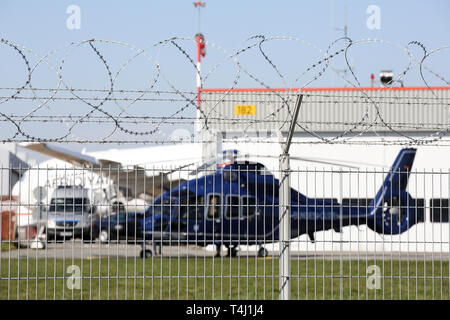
left=0, top=0, right=449, bottom=156
left=1, top=1, right=449, bottom=48
left=1, top=0, right=449, bottom=87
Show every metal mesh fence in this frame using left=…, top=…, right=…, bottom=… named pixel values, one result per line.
left=1, top=165, right=448, bottom=300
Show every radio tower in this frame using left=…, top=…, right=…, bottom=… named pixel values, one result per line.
left=194, top=1, right=206, bottom=135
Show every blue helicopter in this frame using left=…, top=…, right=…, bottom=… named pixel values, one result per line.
left=138, top=148, right=418, bottom=258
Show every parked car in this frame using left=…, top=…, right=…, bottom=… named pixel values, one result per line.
left=91, top=211, right=145, bottom=243
left=46, top=186, right=94, bottom=241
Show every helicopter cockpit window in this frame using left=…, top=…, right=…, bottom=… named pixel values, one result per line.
left=207, top=194, right=222, bottom=219
left=178, top=196, right=205, bottom=220
left=226, top=195, right=240, bottom=218
left=223, top=171, right=237, bottom=182
left=241, top=196, right=257, bottom=217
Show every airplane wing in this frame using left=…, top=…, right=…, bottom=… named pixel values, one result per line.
left=20, top=143, right=187, bottom=197
left=22, top=143, right=101, bottom=167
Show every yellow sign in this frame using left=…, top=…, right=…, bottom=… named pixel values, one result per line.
left=234, top=105, right=256, bottom=116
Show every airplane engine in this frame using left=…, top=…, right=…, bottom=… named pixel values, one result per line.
left=367, top=188, right=417, bottom=235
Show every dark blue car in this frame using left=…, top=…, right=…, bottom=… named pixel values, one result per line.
left=92, top=211, right=145, bottom=243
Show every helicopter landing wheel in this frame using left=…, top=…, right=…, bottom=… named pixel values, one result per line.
left=257, top=247, right=269, bottom=258
left=226, top=245, right=238, bottom=257
left=140, top=249, right=152, bottom=259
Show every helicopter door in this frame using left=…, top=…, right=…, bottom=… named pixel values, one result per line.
left=224, top=195, right=259, bottom=245
left=205, top=194, right=222, bottom=242
left=241, top=196, right=259, bottom=243
left=172, top=196, right=205, bottom=243
left=224, top=195, right=240, bottom=244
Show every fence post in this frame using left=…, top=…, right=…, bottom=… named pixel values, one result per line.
left=278, top=94, right=303, bottom=300
left=339, top=168, right=344, bottom=300
left=279, top=153, right=291, bottom=300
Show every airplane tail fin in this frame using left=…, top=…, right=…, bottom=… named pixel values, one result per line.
left=367, top=148, right=418, bottom=234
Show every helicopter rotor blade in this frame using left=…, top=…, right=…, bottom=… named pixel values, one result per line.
left=188, top=156, right=224, bottom=175
left=187, top=149, right=389, bottom=177
left=236, top=153, right=387, bottom=169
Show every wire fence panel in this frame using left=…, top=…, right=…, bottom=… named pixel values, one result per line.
left=0, top=165, right=448, bottom=300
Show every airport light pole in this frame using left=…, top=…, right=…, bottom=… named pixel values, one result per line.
left=279, top=94, right=303, bottom=300
left=194, top=1, right=206, bottom=135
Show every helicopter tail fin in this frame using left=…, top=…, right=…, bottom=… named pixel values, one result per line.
left=373, top=148, right=416, bottom=202
left=367, top=148, right=417, bottom=234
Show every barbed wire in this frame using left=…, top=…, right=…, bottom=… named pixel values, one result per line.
left=1, top=117, right=448, bottom=133
left=0, top=36, right=449, bottom=145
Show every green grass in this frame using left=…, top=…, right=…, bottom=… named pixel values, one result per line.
left=0, top=257, right=448, bottom=300
left=1, top=243, right=16, bottom=252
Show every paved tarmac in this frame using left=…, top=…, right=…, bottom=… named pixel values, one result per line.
left=1, top=240, right=449, bottom=261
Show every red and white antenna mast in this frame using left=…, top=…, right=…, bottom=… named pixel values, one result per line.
left=194, top=1, right=206, bottom=135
